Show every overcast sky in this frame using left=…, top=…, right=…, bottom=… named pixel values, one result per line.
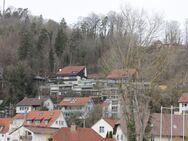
left=2, top=0, right=188, bottom=25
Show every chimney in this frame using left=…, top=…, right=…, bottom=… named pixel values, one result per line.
left=71, top=123, right=77, bottom=132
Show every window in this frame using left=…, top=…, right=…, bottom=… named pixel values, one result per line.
left=26, top=120, right=32, bottom=124
left=35, top=120, right=40, bottom=125
left=99, top=126, right=104, bottom=133
left=112, top=100, right=118, bottom=105
left=44, top=120, right=49, bottom=125
left=112, top=106, right=118, bottom=112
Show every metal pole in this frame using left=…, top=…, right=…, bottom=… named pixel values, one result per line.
left=183, top=111, right=185, bottom=141
left=160, top=106, right=163, bottom=141
left=171, top=105, right=173, bottom=141
left=3, top=0, right=5, bottom=16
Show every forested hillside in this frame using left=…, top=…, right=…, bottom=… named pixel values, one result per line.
left=1, top=6, right=188, bottom=108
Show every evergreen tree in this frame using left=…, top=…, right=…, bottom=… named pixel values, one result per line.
left=55, top=19, right=68, bottom=59
left=49, top=48, right=54, bottom=74
left=18, top=29, right=32, bottom=60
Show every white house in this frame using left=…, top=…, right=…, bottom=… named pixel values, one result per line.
left=58, top=97, right=94, bottom=118
left=11, top=110, right=67, bottom=130
left=178, top=93, right=188, bottom=114
left=92, top=118, right=117, bottom=138
left=8, top=126, right=58, bottom=141
left=0, top=118, right=12, bottom=141
left=16, top=97, right=54, bottom=114
left=56, top=66, right=87, bottom=85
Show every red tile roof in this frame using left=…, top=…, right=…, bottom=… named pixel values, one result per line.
left=59, top=97, right=91, bottom=106
left=57, top=66, right=85, bottom=75
left=178, top=93, right=188, bottom=103
left=0, top=118, right=12, bottom=134
left=107, top=68, right=137, bottom=79
left=53, top=127, right=103, bottom=141
left=103, top=118, right=117, bottom=128
left=14, top=114, right=25, bottom=119
left=16, top=97, right=48, bottom=106
left=14, top=110, right=62, bottom=128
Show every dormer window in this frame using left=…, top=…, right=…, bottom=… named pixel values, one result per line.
left=35, top=120, right=41, bottom=125
left=26, top=120, right=33, bottom=124
left=44, top=119, right=50, bottom=125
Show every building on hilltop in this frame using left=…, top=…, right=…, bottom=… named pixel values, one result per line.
left=56, top=65, right=87, bottom=85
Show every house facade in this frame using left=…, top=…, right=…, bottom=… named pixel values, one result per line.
left=102, top=88, right=122, bottom=119
left=92, top=118, right=116, bottom=138
left=178, top=93, right=188, bottom=114
left=11, top=110, right=67, bottom=130
left=107, top=68, right=138, bottom=86
left=16, top=97, right=54, bottom=114
left=8, top=126, right=58, bottom=141
left=58, top=97, right=94, bottom=118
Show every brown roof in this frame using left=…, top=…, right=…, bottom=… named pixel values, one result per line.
left=107, top=68, right=137, bottom=79
left=88, top=73, right=105, bottom=79
left=0, top=118, right=12, bottom=134
left=151, top=113, right=188, bottom=137
left=25, top=126, right=58, bottom=135
left=57, top=66, right=85, bottom=75
left=103, top=118, right=117, bottom=128
left=115, top=113, right=188, bottom=137
left=53, top=127, right=103, bottom=141
left=14, top=110, right=62, bottom=128
left=59, top=97, right=91, bottom=106
left=16, top=97, right=48, bottom=106
left=178, top=93, right=188, bottom=103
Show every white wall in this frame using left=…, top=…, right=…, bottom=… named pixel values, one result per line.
left=50, top=112, right=67, bottom=128
left=0, top=133, right=8, bottom=141
left=16, top=106, right=32, bottom=114
left=8, top=126, right=53, bottom=141
left=91, top=119, right=113, bottom=138
left=32, top=133, right=52, bottom=141
left=10, top=118, right=24, bottom=129
left=113, top=126, right=126, bottom=141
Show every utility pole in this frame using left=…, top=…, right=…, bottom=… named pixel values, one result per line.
left=2, top=0, right=5, bottom=18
